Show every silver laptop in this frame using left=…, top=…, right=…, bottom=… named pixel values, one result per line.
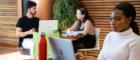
left=48, top=37, right=76, bottom=60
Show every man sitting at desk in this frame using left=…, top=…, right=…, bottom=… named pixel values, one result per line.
left=16, top=1, right=39, bottom=55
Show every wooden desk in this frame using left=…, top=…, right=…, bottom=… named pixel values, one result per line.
left=61, top=33, right=82, bottom=40
left=63, top=36, right=80, bottom=41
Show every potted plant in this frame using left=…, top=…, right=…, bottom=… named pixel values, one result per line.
left=53, top=0, right=80, bottom=30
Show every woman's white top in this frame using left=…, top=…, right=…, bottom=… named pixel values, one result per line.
left=98, top=28, right=140, bottom=60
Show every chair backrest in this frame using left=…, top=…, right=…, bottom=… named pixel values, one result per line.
left=94, top=28, right=101, bottom=49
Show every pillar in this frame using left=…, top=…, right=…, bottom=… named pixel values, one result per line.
left=32, top=0, right=53, bottom=20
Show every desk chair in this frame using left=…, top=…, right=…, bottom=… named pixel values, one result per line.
left=77, top=28, right=101, bottom=57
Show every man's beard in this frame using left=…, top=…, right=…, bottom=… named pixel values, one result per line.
left=31, top=12, right=36, bottom=16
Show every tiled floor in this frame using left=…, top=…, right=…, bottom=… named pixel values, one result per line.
left=0, top=47, right=33, bottom=60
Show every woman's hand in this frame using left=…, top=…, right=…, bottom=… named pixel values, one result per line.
left=75, top=52, right=96, bottom=60
left=66, top=28, right=71, bottom=34
left=75, top=52, right=85, bottom=60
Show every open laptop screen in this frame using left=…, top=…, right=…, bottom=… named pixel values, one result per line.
left=48, top=37, right=76, bottom=60
left=39, top=20, right=58, bottom=34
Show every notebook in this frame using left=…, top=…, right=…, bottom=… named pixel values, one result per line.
left=48, top=37, right=76, bottom=60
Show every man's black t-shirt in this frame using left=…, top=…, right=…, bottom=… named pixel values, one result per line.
left=16, top=16, right=39, bottom=47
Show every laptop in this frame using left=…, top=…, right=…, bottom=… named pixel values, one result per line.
left=39, top=20, right=58, bottom=34
left=48, top=37, right=76, bottom=60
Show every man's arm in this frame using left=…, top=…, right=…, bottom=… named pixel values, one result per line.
left=16, top=27, right=35, bottom=37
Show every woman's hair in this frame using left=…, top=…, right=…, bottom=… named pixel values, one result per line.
left=114, top=2, right=139, bottom=35
left=26, top=1, right=37, bottom=9
left=77, top=8, right=94, bottom=25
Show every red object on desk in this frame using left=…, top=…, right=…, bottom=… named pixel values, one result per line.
left=39, top=32, right=47, bottom=60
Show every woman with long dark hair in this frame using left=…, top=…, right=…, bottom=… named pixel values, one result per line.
left=98, top=2, right=140, bottom=60
left=69, top=8, right=96, bottom=52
